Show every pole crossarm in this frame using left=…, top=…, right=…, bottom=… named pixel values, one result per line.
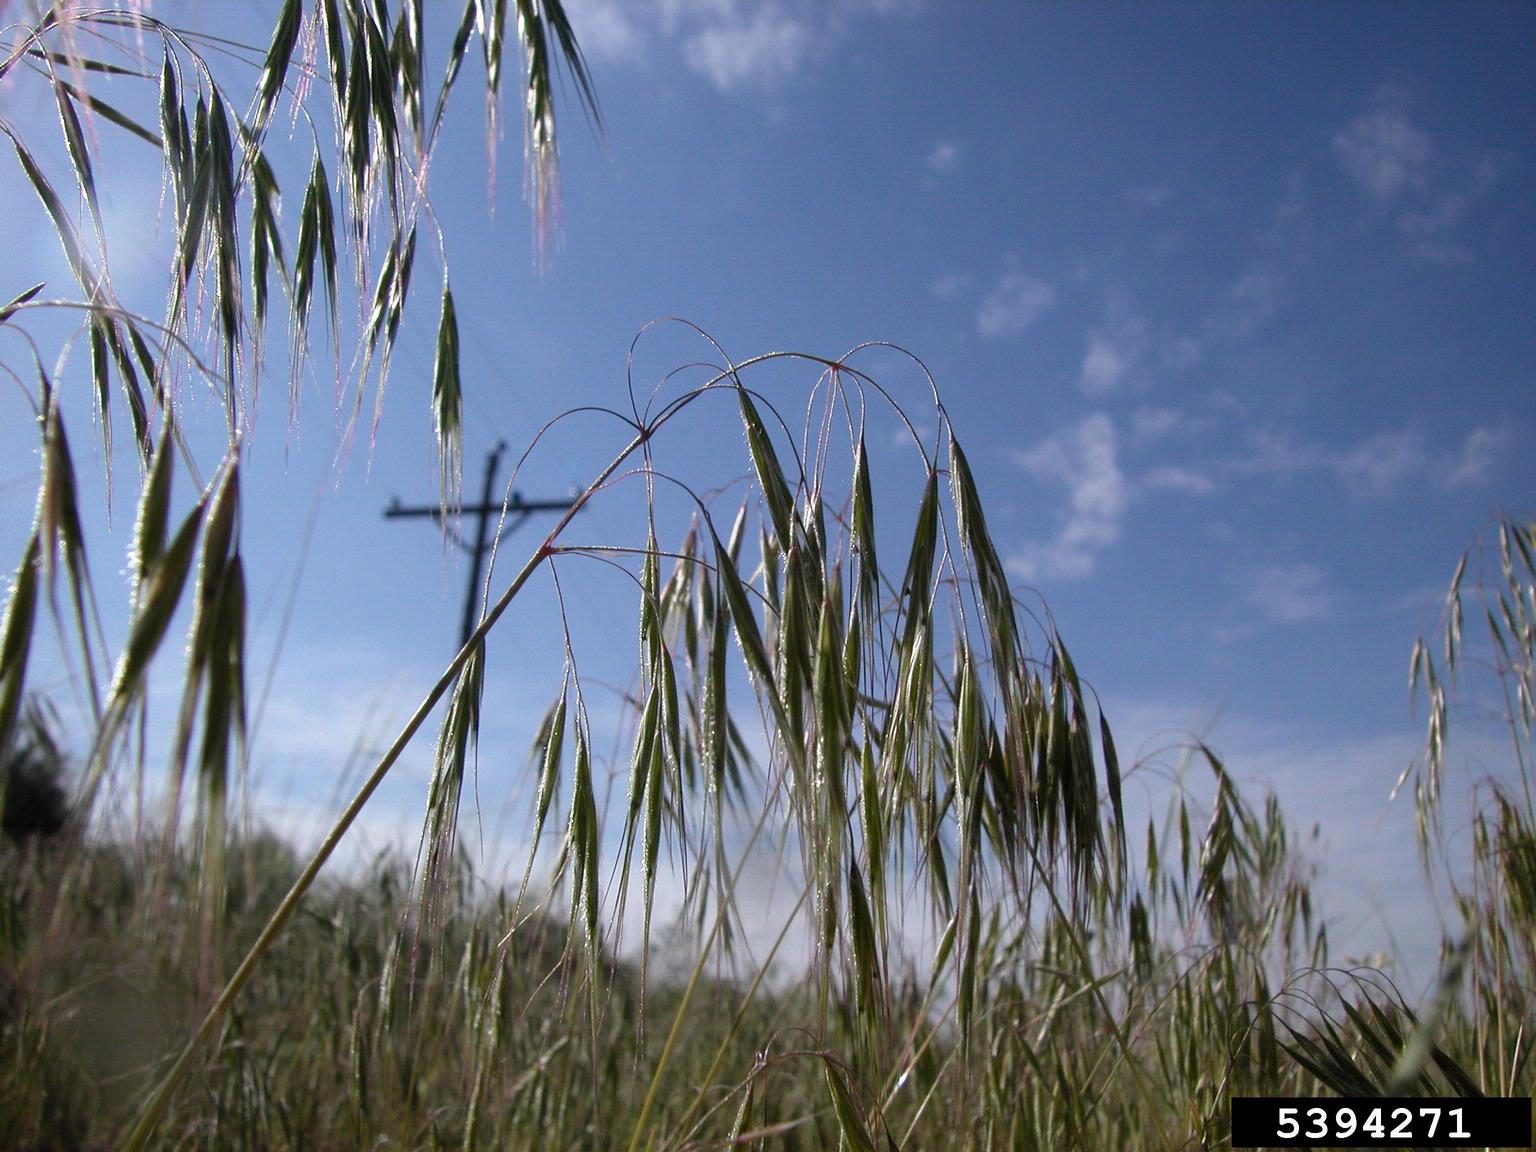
left=383, top=493, right=579, bottom=520
left=383, top=441, right=578, bottom=647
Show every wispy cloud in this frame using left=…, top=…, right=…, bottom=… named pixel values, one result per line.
left=1201, top=261, right=1289, bottom=346
left=1161, top=336, right=1203, bottom=372
left=1396, top=154, right=1501, bottom=265
left=1336, top=429, right=1423, bottom=497
left=1080, top=336, right=1129, bottom=396
left=637, top=0, right=912, bottom=92
left=976, top=270, right=1057, bottom=339
left=1142, top=465, right=1216, bottom=495
left=1256, top=171, right=1311, bottom=252
left=1126, top=182, right=1175, bottom=209
left=1244, top=561, right=1332, bottom=624
left=1007, top=414, right=1127, bottom=581
left=1079, top=314, right=1149, bottom=397
left=1164, top=422, right=1510, bottom=505
left=1435, top=425, right=1513, bottom=490
left=925, top=140, right=961, bottom=172
left=1227, top=267, right=1286, bottom=338
left=1234, top=427, right=1424, bottom=499
left=1331, top=86, right=1501, bottom=264
left=1236, top=430, right=1322, bottom=480
left=929, top=271, right=971, bottom=300
left=1128, top=400, right=1225, bottom=449
left=563, top=0, right=647, bottom=60
left=682, top=6, right=812, bottom=90
left=1132, top=407, right=1185, bottom=443
left=1333, top=85, right=1430, bottom=203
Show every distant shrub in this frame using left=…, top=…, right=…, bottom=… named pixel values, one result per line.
left=1, top=705, right=68, bottom=845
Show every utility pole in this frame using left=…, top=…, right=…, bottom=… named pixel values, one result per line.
left=384, top=441, right=578, bottom=648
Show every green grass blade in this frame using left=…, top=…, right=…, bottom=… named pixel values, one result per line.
left=253, top=0, right=302, bottom=139
left=825, top=1058, right=878, bottom=1152
left=6, top=124, right=100, bottom=296
left=250, top=151, right=285, bottom=337
left=0, top=281, right=44, bottom=324
left=432, top=281, right=462, bottom=506
left=53, top=77, right=160, bottom=147
left=738, top=389, right=796, bottom=556
left=0, top=534, right=40, bottom=762
left=420, top=638, right=484, bottom=921
left=54, top=82, right=102, bottom=239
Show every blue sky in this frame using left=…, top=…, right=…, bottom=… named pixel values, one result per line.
left=2, top=1, right=1533, bottom=985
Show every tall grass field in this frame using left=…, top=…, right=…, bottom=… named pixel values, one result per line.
left=0, top=4, right=1531, bottom=1148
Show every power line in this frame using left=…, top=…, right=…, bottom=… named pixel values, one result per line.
left=384, top=441, right=577, bottom=648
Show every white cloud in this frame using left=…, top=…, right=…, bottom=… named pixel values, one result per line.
left=658, top=0, right=741, bottom=30
left=1132, top=407, right=1183, bottom=443
left=925, top=140, right=961, bottom=172
left=1079, top=314, right=1149, bottom=397
left=1222, top=424, right=1520, bottom=500
left=1336, top=429, right=1423, bottom=497
left=1436, top=425, right=1512, bottom=490
left=1204, top=264, right=1288, bottom=346
left=1245, top=562, right=1331, bottom=624
left=649, top=0, right=913, bottom=92
left=1008, top=414, right=1127, bottom=582
left=682, top=6, right=812, bottom=90
left=562, top=0, right=647, bottom=60
left=1333, top=86, right=1431, bottom=203
left=1396, top=155, right=1500, bottom=264
left=1080, top=336, right=1127, bottom=396
left=929, top=271, right=971, bottom=300
left=1331, top=88, right=1499, bottom=263
left=1396, top=199, right=1473, bottom=265
left=1257, top=170, right=1310, bottom=252
left=1128, top=403, right=1221, bottom=448
left=1161, top=335, right=1203, bottom=372
left=1127, top=182, right=1175, bottom=209
left=976, top=270, right=1057, bottom=339
left=1237, top=429, right=1324, bottom=480
left=1233, top=427, right=1423, bottom=499
left=1142, top=466, right=1216, bottom=496
left=1226, top=267, right=1285, bottom=337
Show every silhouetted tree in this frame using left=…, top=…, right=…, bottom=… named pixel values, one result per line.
left=1, top=702, right=69, bottom=845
